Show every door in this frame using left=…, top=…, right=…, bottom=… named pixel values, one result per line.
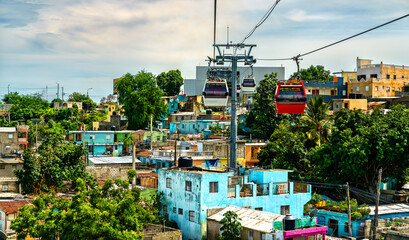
left=328, top=219, right=338, bottom=237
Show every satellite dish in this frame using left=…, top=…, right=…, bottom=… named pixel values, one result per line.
left=309, top=209, right=318, bottom=219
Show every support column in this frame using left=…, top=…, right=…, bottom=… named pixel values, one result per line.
left=230, top=56, right=237, bottom=171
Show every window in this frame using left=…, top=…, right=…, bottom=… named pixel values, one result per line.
left=394, top=75, right=397, bottom=80
left=5, top=146, right=10, bottom=151
left=90, top=134, right=95, bottom=140
left=166, top=178, right=172, bottom=188
left=356, top=86, right=360, bottom=91
left=186, top=181, right=192, bottom=192
left=386, top=87, right=390, bottom=92
left=75, top=133, right=82, bottom=141
left=342, top=90, right=346, bottom=96
left=8, top=134, right=13, bottom=139
left=106, top=134, right=111, bottom=140
left=261, top=233, right=267, bottom=240
left=178, top=208, right=183, bottom=215
left=386, top=74, right=390, bottom=79
left=255, top=207, right=263, bottom=211
left=375, top=86, right=378, bottom=91
left=182, top=124, right=184, bottom=129
left=248, top=230, right=254, bottom=240
left=163, top=205, right=168, bottom=214
left=162, top=162, right=166, bottom=168
left=281, top=205, right=290, bottom=215
left=344, top=222, right=350, bottom=232
left=350, top=87, right=353, bottom=92
left=2, top=184, right=8, bottom=192
left=312, top=89, right=320, bottom=95
left=370, top=74, right=377, bottom=79
left=209, top=182, right=219, bottom=193
left=189, top=211, right=195, bottom=222
left=392, top=87, right=395, bottom=92
left=330, top=90, right=336, bottom=96
left=398, top=88, right=401, bottom=92
left=366, top=86, right=369, bottom=91
left=201, top=163, right=206, bottom=169
left=157, top=136, right=160, bottom=141
left=0, top=165, right=5, bottom=169
left=173, top=207, right=176, bottom=213
left=193, top=124, right=196, bottom=129
left=402, top=75, right=405, bottom=79
left=115, top=145, right=118, bottom=150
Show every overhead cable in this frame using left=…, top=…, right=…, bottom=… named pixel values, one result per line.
left=257, top=13, right=409, bottom=61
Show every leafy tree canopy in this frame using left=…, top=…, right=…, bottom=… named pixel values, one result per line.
left=11, top=178, right=160, bottom=240
left=14, top=133, right=95, bottom=194
left=116, top=71, right=167, bottom=130
left=219, top=210, right=243, bottom=240
left=291, top=65, right=333, bottom=82
left=68, top=92, right=97, bottom=112
left=2, top=92, right=49, bottom=121
left=156, top=69, right=184, bottom=96
left=246, top=72, right=298, bottom=139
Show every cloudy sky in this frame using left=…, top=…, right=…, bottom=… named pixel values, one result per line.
left=0, top=0, right=408, bottom=102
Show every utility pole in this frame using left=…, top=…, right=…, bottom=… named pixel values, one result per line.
left=83, top=124, right=86, bottom=164
left=35, top=123, right=38, bottom=152
left=213, top=0, right=217, bottom=61
left=56, top=83, right=59, bottom=108
left=150, top=114, right=153, bottom=151
left=7, top=84, right=10, bottom=95
left=214, top=43, right=256, bottom=172
left=371, top=167, right=382, bottom=240
left=132, top=142, right=136, bottom=186
left=346, top=182, right=352, bottom=237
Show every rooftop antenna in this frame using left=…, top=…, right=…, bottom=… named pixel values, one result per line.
left=227, top=25, right=230, bottom=49
left=213, top=0, right=217, bottom=63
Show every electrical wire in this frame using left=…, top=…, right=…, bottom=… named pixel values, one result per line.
left=257, top=13, right=409, bottom=61
left=239, top=0, right=281, bottom=45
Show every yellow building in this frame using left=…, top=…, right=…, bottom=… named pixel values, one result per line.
left=332, top=99, right=367, bottom=113
left=348, top=58, right=409, bottom=98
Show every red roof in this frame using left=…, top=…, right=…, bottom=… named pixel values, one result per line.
left=0, top=200, right=32, bottom=214
left=133, top=130, right=149, bottom=135
left=137, top=150, right=151, bottom=157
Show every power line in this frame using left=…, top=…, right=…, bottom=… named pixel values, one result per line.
left=239, top=0, right=281, bottom=45
left=257, top=13, right=409, bottom=61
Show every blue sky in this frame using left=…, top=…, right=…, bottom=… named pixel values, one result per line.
left=0, top=0, right=408, bottom=102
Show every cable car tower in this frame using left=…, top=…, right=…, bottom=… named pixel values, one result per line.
left=213, top=43, right=256, bottom=171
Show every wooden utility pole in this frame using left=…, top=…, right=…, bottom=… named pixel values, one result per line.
left=346, top=182, right=352, bottom=237
left=150, top=114, right=153, bottom=151
left=83, top=125, right=86, bottom=164
left=371, top=167, right=382, bottom=240
left=132, top=143, right=136, bottom=186
left=35, top=123, right=38, bottom=152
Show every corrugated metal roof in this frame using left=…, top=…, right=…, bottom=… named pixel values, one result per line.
left=89, top=156, right=141, bottom=165
left=369, top=203, right=409, bottom=216
left=207, top=206, right=284, bottom=233
left=0, top=127, right=16, bottom=133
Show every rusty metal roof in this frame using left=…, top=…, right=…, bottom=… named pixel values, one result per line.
left=207, top=205, right=284, bottom=233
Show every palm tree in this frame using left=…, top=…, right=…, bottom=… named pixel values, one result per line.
left=300, top=95, right=332, bottom=146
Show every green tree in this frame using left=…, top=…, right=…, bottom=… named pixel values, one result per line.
left=116, top=71, right=167, bottom=130
left=68, top=92, right=97, bottom=112
left=2, top=91, right=21, bottom=104
left=4, top=93, right=49, bottom=121
left=156, top=69, right=184, bottom=96
left=11, top=178, right=160, bottom=240
left=298, top=95, right=332, bottom=147
left=310, top=106, right=409, bottom=192
left=246, top=72, right=297, bottom=139
left=219, top=210, right=242, bottom=240
left=291, top=65, right=332, bottom=82
left=14, top=133, right=95, bottom=194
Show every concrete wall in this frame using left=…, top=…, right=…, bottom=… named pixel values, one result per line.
left=385, top=230, right=409, bottom=240
left=0, top=131, right=18, bottom=155
left=86, top=166, right=131, bottom=181
left=332, top=99, right=368, bottom=113
left=142, top=224, right=182, bottom=240
left=159, top=169, right=311, bottom=240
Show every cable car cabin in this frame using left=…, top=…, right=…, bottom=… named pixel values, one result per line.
left=202, top=78, right=229, bottom=107
left=275, top=82, right=307, bottom=114
left=242, top=77, right=256, bottom=92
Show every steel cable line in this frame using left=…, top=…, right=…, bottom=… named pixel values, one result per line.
left=257, top=13, right=409, bottom=61
left=239, top=0, right=282, bottom=45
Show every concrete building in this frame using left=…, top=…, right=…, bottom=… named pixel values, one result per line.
left=332, top=99, right=368, bottom=113
left=244, top=142, right=266, bottom=167
left=53, top=101, right=83, bottom=110
left=303, top=77, right=347, bottom=103
left=0, top=200, right=32, bottom=234
left=184, top=66, right=285, bottom=96
left=348, top=58, right=409, bottom=98
left=0, top=126, right=29, bottom=156
left=207, top=206, right=328, bottom=240
left=0, top=158, right=23, bottom=193
left=131, top=130, right=168, bottom=147
left=158, top=168, right=311, bottom=240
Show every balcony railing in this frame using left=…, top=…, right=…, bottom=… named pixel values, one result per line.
left=18, top=138, right=27, bottom=142
left=292, top=181, right=310, bottom=193
left=257, top=183, right=269, bottom=196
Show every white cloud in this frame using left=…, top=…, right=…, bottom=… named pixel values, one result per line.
left=285, top=9, right=337, bottom=22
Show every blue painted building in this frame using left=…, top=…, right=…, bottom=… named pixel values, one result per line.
left=175, top=120, right=230, bottom=136
left=158, top=168, right=311, bottom=240
left=303, top=77, right=347, bottom=103
left=66, top=131, right=131, bottom=157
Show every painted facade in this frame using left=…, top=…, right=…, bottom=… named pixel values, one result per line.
left=243, top=143, right=266, bottom=167
left=131, top=130, right=168, bottom=146
left=348, top=58, right=409, bottom=98
left=158, top=168, right=311, bottom=240
left=303, top=77, right=347, bottom=103
left=332, top=99, right=368, bottom=113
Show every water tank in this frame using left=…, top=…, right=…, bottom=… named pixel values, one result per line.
left=206, top=109, right=212, bottom=115
left=349, top=93, right=356, bottom=99
left=111, top=126, right=116, bottom=131
left=178, top=156, right=193, bottom=167
left=356, top=93, right=363, bottom=99
left=283, top=214, right=296, bottom=231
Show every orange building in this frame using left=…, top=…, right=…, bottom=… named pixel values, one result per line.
left=243, top=142, right=265, bottom=167
left=348, top=58, right=409, bottom=98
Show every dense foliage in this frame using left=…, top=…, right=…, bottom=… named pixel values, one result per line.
left=11, top=178, right=160, bottom=240
left=3, top=92, right=49, bottom=121
left=115, top=71, right=167, bottom=130
left=14, top=134, right=95, bottom=194
left=219, top=210, right=242, bottom=240
left=246, top=72, right=298, bottom=139
left=156, top=69, right=184, bottom=96
left=291, top=65, right=333, bottom=82
left=67, top=92, right=98, bottom=112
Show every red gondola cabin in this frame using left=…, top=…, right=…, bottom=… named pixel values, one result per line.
left=275, top=82, right=307, bottom=114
